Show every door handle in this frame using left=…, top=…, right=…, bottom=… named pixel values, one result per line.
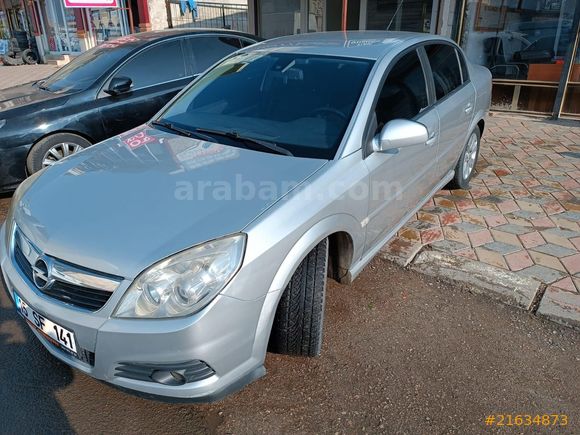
left=464, top=103, right=473, bottom=114
left=426, top=135, right=437, bottom=146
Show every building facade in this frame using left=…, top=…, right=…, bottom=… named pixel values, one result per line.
left=248, top=0, right=579, bottom=118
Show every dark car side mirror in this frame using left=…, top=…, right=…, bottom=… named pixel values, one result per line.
left=105, top=76, right=132, bottom=96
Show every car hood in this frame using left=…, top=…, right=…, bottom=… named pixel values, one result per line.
left=0, top=82, right=67, bottom=113
left=14, top=126, right=327, bottom=278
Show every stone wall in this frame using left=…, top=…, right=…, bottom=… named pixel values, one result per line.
left=148, top=0, right=169, bottom=30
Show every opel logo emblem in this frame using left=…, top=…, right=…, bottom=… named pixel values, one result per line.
left=32, top=258, right=51, bottom=290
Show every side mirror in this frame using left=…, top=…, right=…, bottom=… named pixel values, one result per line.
left=373, top=119, right=429, bottom=153
left=105, top=76, right=132, bottom=96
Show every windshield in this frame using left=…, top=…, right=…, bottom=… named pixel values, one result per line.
left=41, top=44, right=133, bottom=93
left=157, top=52, right=374, bottom=159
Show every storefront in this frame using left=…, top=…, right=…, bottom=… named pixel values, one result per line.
left=33, top=0, right=133, bottom=55
left=1, top=0, right=157, bottom=62
left=249, top=0, right=580, bottom=118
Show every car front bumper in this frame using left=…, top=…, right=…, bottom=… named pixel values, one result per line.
left=0, top=222, right=267, bottom=402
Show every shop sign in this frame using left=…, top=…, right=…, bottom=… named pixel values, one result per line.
left=64, top=0, right=118, bottom=8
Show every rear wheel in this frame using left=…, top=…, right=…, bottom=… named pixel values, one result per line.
left=26, top=133, right=91, bottom=174
left=269, top=238, right=328, bottom=357
left=448, top=127, right=481, bottom=190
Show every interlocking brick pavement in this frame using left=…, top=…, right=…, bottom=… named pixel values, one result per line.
left=0, top=64, right=59, bottom=90
left=384, top=113, right=580, bottom=328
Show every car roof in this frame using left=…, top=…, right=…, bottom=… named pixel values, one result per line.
left=98, top=28, right=257, bottom=50
left=247, top=31, right=452, bottom=60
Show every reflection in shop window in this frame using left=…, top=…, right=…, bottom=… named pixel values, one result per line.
left=461, top=0, right=577, bottom=82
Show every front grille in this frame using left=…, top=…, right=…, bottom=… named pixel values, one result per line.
left=13, top=238, right=114, bottom=311
left=115, top=360, right=215, bottom=384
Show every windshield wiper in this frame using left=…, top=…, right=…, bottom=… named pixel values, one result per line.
left=150, top=120, right=214, bottom=142
left=194, top=127, right=293, bottom=157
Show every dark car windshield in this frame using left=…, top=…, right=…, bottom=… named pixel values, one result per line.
left=40, top=42, right=134, bottom=93
left=157, top=52, right=374, bottom=159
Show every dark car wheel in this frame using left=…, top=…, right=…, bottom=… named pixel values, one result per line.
left=269, top=238, right=328, bottom=357
left=448, top=127, right=481, bottom=190
left=27, top=133, right=92, bottom=174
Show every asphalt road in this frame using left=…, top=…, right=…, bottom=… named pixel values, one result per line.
left=1, top=194, right=579, bottom=434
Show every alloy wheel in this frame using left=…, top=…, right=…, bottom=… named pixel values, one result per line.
left=41, top=142, right=84, bottom=167
left=462, top=132, right=478, bottom=180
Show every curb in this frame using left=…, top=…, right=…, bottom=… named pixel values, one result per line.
left=380, top=245, right=580, bottom=331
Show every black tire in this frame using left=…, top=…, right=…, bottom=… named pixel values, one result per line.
left=448, top=127, right=481, bottom=190
left=26, top=133, right=92, bottom=174
left=269, top=238, right=329, bottom=357
left=21, top=49, right=38, bottom=65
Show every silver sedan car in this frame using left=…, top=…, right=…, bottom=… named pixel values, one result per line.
left=0, top=32, right=491, bottom=401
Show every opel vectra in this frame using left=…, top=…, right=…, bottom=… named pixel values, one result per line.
left=0, top=32, right=491, bottom=401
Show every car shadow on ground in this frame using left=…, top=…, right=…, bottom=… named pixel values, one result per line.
left=0, top=281, right=75, bottom=433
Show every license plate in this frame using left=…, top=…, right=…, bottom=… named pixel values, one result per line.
left=14, top=292, right=77, bottom=355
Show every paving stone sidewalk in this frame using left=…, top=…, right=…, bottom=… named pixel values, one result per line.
left=0, top=64, right=59, bottom=90
left=383, top=113, right=580, bottom=329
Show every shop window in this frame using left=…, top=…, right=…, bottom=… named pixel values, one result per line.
left=113, top=40, right=186, bottom=89
left=375, top=50, right=428, bottom=129
left=461, top=0, right=577, bottom=82
left=425, top=44, right=463, bottom=100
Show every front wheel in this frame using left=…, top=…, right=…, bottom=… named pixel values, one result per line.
left=448, top=127, right=481, bottom=190
left=26, top=133, right=92, bottom=174
left=269, top=238, right=328, bottom=357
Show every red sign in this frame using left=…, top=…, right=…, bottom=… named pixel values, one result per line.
left=64, top=0, right=118, bottom=8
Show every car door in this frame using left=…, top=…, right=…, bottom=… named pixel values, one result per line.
left=363, top=47, right=440, bottom=252
left=98, top=38, right=192, bottom=138
left=424, top=43, right=475, bottom=181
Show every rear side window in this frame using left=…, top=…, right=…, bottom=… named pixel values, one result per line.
left=113, top=40, right=186, bottom=89
left=426, top=44, right=463, bottom=100
left=375, top=50, right=428, bottom=129
left=185, top=36, right=242, bottom=74
left=240, top=38, right=255, bottom=48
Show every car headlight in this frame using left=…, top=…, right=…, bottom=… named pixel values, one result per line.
left=114, top=234, right=246, bottom=318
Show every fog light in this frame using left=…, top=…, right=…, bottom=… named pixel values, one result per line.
left=150, top=369, right=187, bottom=386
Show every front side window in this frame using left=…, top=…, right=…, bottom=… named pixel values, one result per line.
left=113, top=40, right=186, bottom=89
left=426, top=44, right=463, bottom=100
left=158, top=52, right=374, bottom=159
left=41, top=44, right=132, bottom=93
left=375, top=50, right=428, bottom=130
